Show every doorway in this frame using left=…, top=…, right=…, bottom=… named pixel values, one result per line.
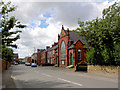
left=70, top=53, right=73, bottom=65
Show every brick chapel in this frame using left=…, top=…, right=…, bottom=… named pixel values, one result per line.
left=58, top=25, right=87, bottom=67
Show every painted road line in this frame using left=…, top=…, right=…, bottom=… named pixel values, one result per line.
left=34, top=71, right=39, bottom=73
left=41, top=73, right=52, bottom=77
left=58, top=78, right=83, bottom=86
left=34, top=71, right=52, bottom=78
left=11, top=76, right=16, bottom=80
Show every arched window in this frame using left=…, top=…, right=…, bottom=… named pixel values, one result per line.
left=78, top=49, right=81, bottom=61
left=60, top=40, right=66, bottom=60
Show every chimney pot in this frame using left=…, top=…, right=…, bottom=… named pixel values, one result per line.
left=62, top=25, right=64, bottom=30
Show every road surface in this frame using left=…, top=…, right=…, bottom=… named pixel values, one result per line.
left=9, top=64, right=118, bottom=88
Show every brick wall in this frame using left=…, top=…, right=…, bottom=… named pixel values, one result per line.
left=58, top=29, right=69, bottom=67
left=88, top=65, right=119, bottom=74
left=1, top=60, right=11, bottom=72
left=74, top=40, right=87, bottom=65
left=0, top=59, right=2, bottom=73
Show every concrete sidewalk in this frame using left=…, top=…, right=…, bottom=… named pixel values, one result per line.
left=2, top=66, right=17, bottom=88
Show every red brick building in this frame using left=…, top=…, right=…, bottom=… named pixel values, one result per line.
left=41, top=48, right=47, bottom=64
left=35, top=25, right=87, bottom=67
left=50, top=42, right=58, bottom=66
left=46, top=46, right=51, bottom=64
left=58, top=25, right=87, bottom=67
left=37, top=49, right=45, bottom=65
left=31, top=53, right=37, bottom=63
left=27, top=57, right=31, bottom=63
left=13, top=53, right=18, bottom=63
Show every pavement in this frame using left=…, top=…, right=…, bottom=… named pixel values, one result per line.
left=0, top=73, right=2, bottom=90
left=2, top=66, right=17, bottom=89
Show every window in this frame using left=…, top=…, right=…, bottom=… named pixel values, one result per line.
left=53, top=58, right=54, bottom=64
left=62, top=61, right=64, bottom=64
left=53, top=50, right=54, bottom=55
left=48, top=59, right=49, bottom=63
left=60, top=41, right=66, bottom=60
left=78, top=49, right=81, bottom=61
left=56, top=56, right=57, bottom=64
left=35, top=60, right=36, bottom=63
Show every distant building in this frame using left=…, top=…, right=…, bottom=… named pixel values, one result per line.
left=13, top=53, right=18, bottom=63
left=40, top=48, right=47, bottom=64
left=50, top=42, right=58, bottom=66
left=37, top=49, right=45, bottom=65
left=27, top=57, right=31, bottom=63
left=32, top=25, right=87, bottom=67
left=31, top=53, right=37, bottom=63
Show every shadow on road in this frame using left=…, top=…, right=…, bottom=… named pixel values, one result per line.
left=14, top=78, right=74, bottom=88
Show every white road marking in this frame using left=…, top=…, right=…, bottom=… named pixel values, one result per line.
left=34, top=71, right=39, bottom=73
left=58, top=78, right=83, bottom=86
left=41, top=73, right=52, bottom=77
left=11, top=75, right=16, bottom=80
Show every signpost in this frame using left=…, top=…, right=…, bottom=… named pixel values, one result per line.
left=75, top=61, right=87, bottom=72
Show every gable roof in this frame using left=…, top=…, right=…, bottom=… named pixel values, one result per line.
left=69, top=31, right=87, bottom=45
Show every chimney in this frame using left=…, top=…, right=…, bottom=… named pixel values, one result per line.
left=62, top=25, right=64, bottom=30
left=67, top=28, right=69, bottom=35
left=46, top=46, right=50, bottom=49
left=53, top=42, right=58, bottom=46
left=58, top=34, right=60, bottom=40
left=52, top=44, right=54, bottom=47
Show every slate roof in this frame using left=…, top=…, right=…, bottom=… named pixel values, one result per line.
left=67, top=45, right=74, bottom=50
left=69, top=31, right=87, bottom=45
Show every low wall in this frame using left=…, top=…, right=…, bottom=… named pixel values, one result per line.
left=0, top=59, right=11, bottom=73
left=88, top=65, right=119, bottom=74
left=0, top=59, right=2, bottom=73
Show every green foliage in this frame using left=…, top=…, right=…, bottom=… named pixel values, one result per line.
left=2, top=47, right=13, bottom=62
left=86, top=48, right=96, bottom=65
left=0, top=1, right=26, bottom=48
left=0, top=1, right=26, bottom=62
left=75, top=2, right=120, bottom=65
left=114, top=43, right=120, bottom=65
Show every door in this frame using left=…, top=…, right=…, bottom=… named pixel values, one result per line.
left=70, top=53, right=73, bottom=65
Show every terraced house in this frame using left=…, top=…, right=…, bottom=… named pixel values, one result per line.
left=37, top=25, right=87, bottom=67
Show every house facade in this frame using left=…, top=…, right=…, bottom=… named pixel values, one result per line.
left=41, top=49, right=47, bottom=64
left=37, top=49, right=45, bottom=65
left=34, top=25, right=87, bottom=67
left=13, top=53, right=18, bottom=63
left=58, top=25, right=87, bottom=67
left=31, top=53, right=37, bottom=63
left=27, top=57, right=31, bottom=63
left=51, top=42, right=58, bottom=66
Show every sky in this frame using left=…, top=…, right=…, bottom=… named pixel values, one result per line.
left=2, top=0, right=119, bottom=58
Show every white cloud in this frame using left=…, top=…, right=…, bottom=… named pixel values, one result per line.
left=3, top=0, right=117, bottom=58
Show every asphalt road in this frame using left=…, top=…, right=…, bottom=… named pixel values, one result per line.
left=10, top=64, right=118, bottom=88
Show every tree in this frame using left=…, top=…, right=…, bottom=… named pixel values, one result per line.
left=75, top=2, right=120, bottom=65
left=0, top=1, right=26, bottom=69
left=2, top=47, right=13, bottom=62
left=0, top=1, right=26, bottom=48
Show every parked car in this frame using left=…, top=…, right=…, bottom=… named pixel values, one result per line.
left=25, top=63, right=27, bottom=66
left=10, top=62, right=14, bottom=65
left=25, top=62, right=31, bottom=66
left=31, top=63, right=37, bottom=67
left=14, top=62, right=18, bottom=65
